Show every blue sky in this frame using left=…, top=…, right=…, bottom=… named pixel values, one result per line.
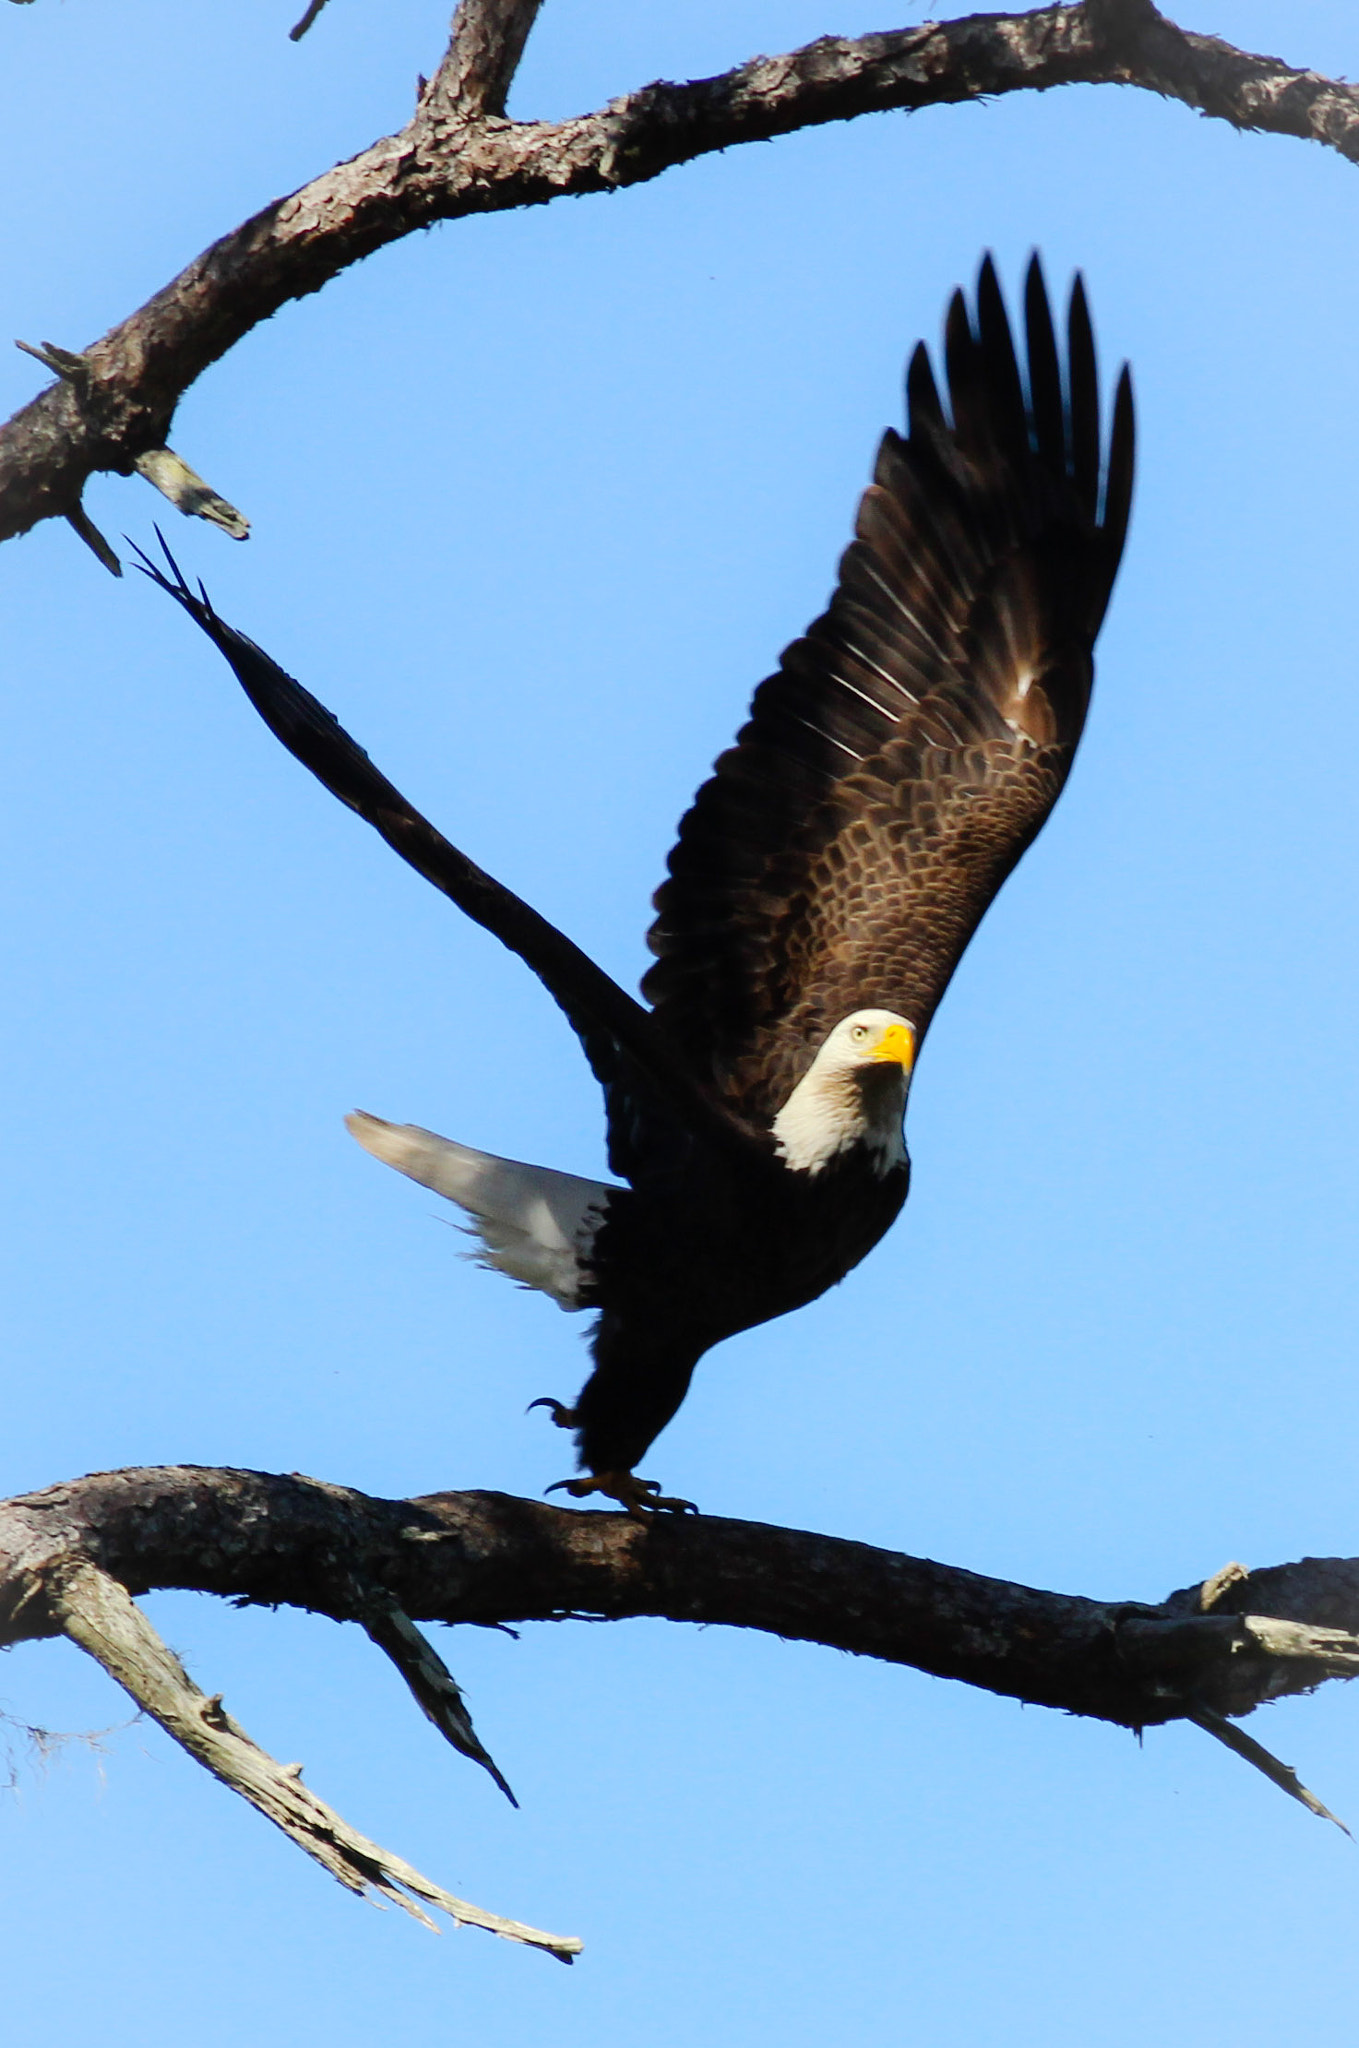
left=4, top=2, right=1359, bottom=2040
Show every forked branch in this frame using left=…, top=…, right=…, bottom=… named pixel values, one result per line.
left=4, top=2, right=1358, bottom=548
left=48, top=1557, right=572, bottom=1955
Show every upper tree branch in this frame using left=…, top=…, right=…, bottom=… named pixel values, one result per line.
left=4, top=3, right=1358, bottom=548
left=4, top=1464, right=1358, bottom=1734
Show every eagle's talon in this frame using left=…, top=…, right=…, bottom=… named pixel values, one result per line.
left=528, top=1396, right=578, bottom=1429
left=545, top=1470, right=698, bottom=1517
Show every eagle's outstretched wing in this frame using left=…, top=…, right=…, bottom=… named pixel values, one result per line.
left=134, top=546, right=742, bottom=1183
left=643, top=256, right=1134, bottom=1125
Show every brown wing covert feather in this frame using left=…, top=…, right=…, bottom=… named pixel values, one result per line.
left=642, top=255, right=1135, bottom=1125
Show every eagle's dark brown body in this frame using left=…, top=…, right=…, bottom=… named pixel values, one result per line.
left=145, top=254, right=1134, bottom=1510
left=578, top=1145, right=910, bottom=1476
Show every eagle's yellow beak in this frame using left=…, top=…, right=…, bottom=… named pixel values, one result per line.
left=871, top=1022, right=915, bottom=1070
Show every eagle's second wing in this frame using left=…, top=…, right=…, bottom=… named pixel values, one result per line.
left=135, top=545, right=742, bottom=1186
left=643, top=256, right=1134, bottom=1124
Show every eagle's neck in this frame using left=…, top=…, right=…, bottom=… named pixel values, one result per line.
left=771, top=1063, right=907, bottom=1178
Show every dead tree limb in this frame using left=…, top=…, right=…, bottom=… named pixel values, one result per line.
left=10, top=1465, right=1359, bottom=1731
left=48, top=1556, right=571, bottom=1955
left=4, top=2, right=1357, bottom=550
left=4, top=1461, right=1359, bottom=1922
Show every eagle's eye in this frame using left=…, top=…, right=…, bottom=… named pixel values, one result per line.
left=851, top=1023, right=869, bottom=1043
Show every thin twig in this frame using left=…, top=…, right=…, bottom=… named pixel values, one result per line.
left=14, top=339, right=89, bottom=385
left=363, top=1598, right=518, bottom=1806
left=289, top=0, right=333, bottom=41
left=1186, top=1703, right=1351, bottom=1835
left=64, top=502, right=122, bottom=577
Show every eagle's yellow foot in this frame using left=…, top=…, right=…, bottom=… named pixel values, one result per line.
left=545, top=1470, right=698, bottom=1518
left=528, top=1397, right=578, bottom=1429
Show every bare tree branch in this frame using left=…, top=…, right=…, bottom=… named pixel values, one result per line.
left=8, top=1465, right=1357, bottom=1928
left=362, top=1595, right=519, bottom=1805
left=5, top=1464, right=1358, bottom=1734
left=132, top=448, right=249, bottom=540
left=434, top=0, right=548, bottom=120
left=1184, top=1703, right=1351, bottom=1833
left=63, top=500, right=122, bottom=577
left=49, top=1556, right=575, bottom=1957
left=3, top=3, right=1356, bottom=550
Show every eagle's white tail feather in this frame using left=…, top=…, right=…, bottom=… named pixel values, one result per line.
left=346, top=1111, right=609, bottom=1310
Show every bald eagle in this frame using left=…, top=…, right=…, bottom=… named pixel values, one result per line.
left=142, top=255, right=1133, bottom=1515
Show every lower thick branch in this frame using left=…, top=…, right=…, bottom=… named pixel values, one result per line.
left=5, top=1464, right=1356, bottom=1896
left=3, top=1465, right=1356, bottom=1732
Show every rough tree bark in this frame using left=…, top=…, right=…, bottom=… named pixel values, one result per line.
left=3, top=1, right=1358, bottom=557
left=3, top=1465, right=1357, bottom=1954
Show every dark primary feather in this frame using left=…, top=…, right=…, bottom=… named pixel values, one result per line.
left=130, top=541, right=741, bottom=1186
left=643, top=253, right=1134, bottom=1126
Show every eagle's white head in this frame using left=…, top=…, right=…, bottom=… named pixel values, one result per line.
left=771, top=1009, right=916, bottom=1176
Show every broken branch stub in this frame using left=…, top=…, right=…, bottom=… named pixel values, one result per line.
left=134, top=449, right=249, bottom=539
